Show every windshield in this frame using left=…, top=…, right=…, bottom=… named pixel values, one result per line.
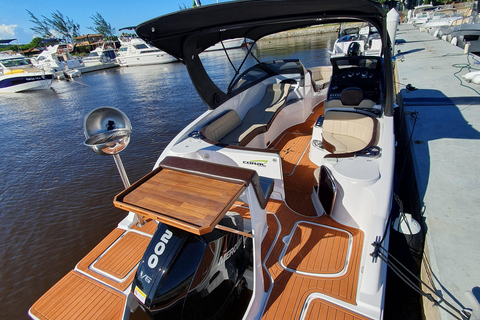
left=1, top=58, right=30, bottom=67
left=333, top=57, right=379, bottom=70
left=229, top=60, right=304, bottom=93
left=134, top=44, right=149, bottom=50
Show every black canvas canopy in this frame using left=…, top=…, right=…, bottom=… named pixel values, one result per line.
left=135, top=0, right=393, bottom=115
left=0, top=39, right=17, bottom=44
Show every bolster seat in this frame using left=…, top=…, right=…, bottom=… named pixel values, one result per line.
left=219, top=83, right=291, bottom=146
left=322, top=111, right=378, bottom=154
left=202, top=110, right=242, bottom=142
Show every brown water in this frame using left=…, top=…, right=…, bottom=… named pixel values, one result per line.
left=0, top=33, right=336, bottom=319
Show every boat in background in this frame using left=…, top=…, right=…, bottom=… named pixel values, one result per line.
left=31, top=44, right=83, bottom=79
left=204, top=38, right=252, bottom=51
left=29, top=1, right=397, bottom=319
left=1, top=51, right=54, bottom=93
left=116, top=28, right=177, bottom=67
left=421, top=8, right=463, bottom=35
left=79, top=41, right=119, bottom=73
left=331, top=23, right=382, bottom=57
left=407, top=4, right=435, bottom=24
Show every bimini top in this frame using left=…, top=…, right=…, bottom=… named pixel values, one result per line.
left=136, top=0, right=393, bottom=114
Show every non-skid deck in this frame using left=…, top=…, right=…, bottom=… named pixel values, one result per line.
left=271, top=105, right=323, bottom=216
left=30, top=220, right=158, bottom=320
left=303, top=298, right=372, bottom=320
left=29, top=271, right=127, bottom=320
left=261, top=200, right=364, bottom=319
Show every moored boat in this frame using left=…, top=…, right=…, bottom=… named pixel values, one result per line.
left=29, top=1, right=396, bottom=319
left=421, top=8, right=463, bottom=35
left=116, top=28, right=177, bottom=67
left=331, top=23, right=382, bottom=57
left=79, top=41, right=119, bottom=73
left=0, top=52, right=54, bottom=93
left=31, top=44, right=83, bottom=79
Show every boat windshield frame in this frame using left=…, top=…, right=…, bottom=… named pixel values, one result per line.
left=227, top=59, right=306, bottom=95
left=0, top=57, right=30, bottom=68
left=135, top=0, right=393, bottom=116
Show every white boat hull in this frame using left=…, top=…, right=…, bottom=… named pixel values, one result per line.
left=0, top=72, right=54, bottom=93
left=117, top=52, right=177, bottom=67
left=78, top=61, right=119, bottom=73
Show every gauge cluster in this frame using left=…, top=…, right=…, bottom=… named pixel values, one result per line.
left=327, top=56, right=384, bottom=103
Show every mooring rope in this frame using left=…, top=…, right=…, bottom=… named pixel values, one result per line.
left=372, top=240, right=470, bottom=320
left=372, top=194, right=471, bottom=320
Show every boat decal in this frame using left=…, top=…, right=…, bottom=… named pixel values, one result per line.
left=218, top=237, right=242, bottom=266
left=242, top=160, right=268, bottom=167
left=147, top=229, right=172, bottom=268
left=134, top=285, right=147, bottom=304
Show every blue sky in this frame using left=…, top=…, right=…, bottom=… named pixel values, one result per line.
left=0, top=0, right=229, bottom=44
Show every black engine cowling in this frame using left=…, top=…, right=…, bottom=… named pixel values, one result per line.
left=132, top=214, right=251, bottom=319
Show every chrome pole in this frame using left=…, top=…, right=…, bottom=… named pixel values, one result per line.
left=112, top=153, right=145, bottom=226
left=112, top=153, right=130, bottom=188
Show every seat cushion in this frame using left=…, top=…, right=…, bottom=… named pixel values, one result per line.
left=322, top=111, right=377, bottom=154
left=203, top=110, right=241, bottom=142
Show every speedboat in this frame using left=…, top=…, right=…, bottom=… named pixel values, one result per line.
left=79, top=41, right=119, bottom=73
left=0, top=52, right=54, bottom=93
left=116, top=28, right=177, bottom=67
left=441, top=11, right=480, bottom=53
left=32, top=44, right=83, bottom=79
left=331, top=23, right=382, bottom=57
left=422, top=8, right=463, bottom=35
left=407, top=4, right=435, bottom=24
left=29, top=0, right=396, bottom=319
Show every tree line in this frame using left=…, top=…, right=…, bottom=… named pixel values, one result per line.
left=24, top=10, right=116, bottom=46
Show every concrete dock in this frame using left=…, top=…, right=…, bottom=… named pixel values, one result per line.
left=395, top=24, right=480, bottom=320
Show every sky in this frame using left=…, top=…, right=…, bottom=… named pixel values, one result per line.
left=0, top=0, right=229, bottom=44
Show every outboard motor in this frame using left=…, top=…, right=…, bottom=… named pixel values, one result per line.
left=132, top=214, right=251, bottom=320
left=347, top=41, right=361, bottom=56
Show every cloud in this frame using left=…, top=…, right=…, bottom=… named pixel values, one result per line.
left=0, top=24, right=36, bottom=44
left=0, top=24, right=18, bottom=38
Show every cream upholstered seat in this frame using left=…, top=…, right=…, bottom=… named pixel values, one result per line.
left=321, top=111, right=377, bottom=154
left=201, top=83, right=291, bottom=146
left=202, top=110, right=242, bottom=142
left=220, top=83, right=290, bottom=145
left=325, top=87, right=376, bottom=110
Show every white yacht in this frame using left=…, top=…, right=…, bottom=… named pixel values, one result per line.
left=0, top=52, right=54, bottom=93
left=32, top=44, right=83, bottom=79
left=116, top=32, right=177, bottom=67
left=80, top=41, right=119, bottom=73
left=29, top=1, right=399, bottom=319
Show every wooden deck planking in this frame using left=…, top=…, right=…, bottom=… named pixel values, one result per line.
left=282, top=223, right=350, bottom=274
left=131, top=218, right=158, bottom=235
left=30, top=271, right=126, bottom=320
left=117, top=168, right=246, bottom=235
left=94, top=232, right=151, bottom=279
left=77, top=228, right=151, bottom=291
left=270, top=104, right=324, bottom=216
left=304, top=299, right=372, bottom=320
left=259, top=201, right=364, bottom=319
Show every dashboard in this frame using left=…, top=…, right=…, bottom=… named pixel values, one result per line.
left=327, top=56, right=384, bottom=103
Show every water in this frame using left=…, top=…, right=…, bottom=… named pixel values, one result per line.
left=0, top=33, right=336, bottom=319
